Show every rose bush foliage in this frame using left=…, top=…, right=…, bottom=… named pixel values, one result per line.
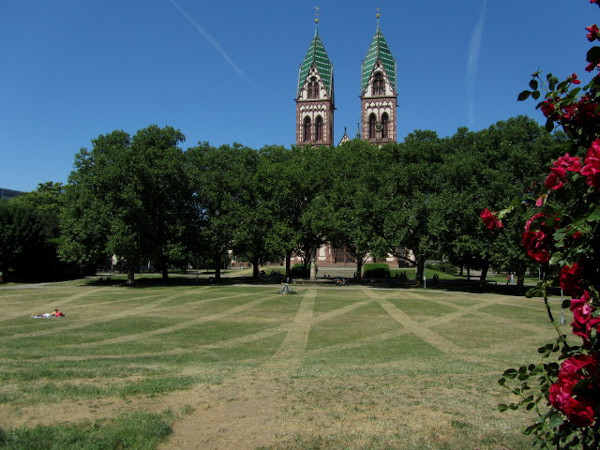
left=490, top=2, right=600, bottom=447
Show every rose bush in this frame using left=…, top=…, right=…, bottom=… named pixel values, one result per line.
left=490, top=2, right=600, bottom=447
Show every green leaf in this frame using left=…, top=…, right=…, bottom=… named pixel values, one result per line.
left=547, top=412, right=564, bottom=428
left=587, top=46, right=600, bottom=64
left=498, top=404, right=509, bottom=412
left=545, top=118, right=555, bottom=132
left=586, top=204, right=600, bottom=222
left=562, top=299, right=571, bottom=309
left=503, top=368, right=518, bottom=379
left=529, top=79, right=538, bottom=90
left=518, top=90, right=532, bottom=101
left=532, top=91, right=540, bottom=100
left=524, top=423, right=541, bottom=435
left=518, top=372, right=530, bottom=381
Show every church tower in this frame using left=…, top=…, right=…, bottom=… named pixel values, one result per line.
left=296, top=17, right=335, bottom=147
left=360, top=13, right=397, bottom=145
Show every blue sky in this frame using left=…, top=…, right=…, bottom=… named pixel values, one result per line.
left=0, top=0, right=596, bottom=192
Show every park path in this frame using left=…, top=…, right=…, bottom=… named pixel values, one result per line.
left=160, top=288, right=317, bottom=450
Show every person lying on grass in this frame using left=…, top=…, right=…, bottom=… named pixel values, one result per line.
left=31, top=309, right=64, bottom=318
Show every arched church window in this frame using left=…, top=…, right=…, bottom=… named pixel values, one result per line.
left=381, top=113, right=389, bottom=139
left=372, top=72, right=385, bottom=96
left=368, top=113, right=377, bottom=139
left=307, top=77, right=319, bottom=99
left=303, top=116, right=312, bottom=142
left=315, top=116, right=323, bottom=141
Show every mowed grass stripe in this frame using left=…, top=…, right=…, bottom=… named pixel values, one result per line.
left=61, top=292, right=282, bottom=349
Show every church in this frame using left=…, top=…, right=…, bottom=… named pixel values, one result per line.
left=295, top=12, right=398, bottom=148
left=292, top=12, right=403, bottom=270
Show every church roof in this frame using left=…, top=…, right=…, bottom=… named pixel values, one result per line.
left=297, top=26, right=333, bottom=96
left=361, top=23, right=396, bottom=93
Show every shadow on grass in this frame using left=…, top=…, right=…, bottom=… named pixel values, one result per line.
left=81, top=272, right=543, bottom=297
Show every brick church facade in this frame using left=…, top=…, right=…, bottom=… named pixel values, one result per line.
left=295, top=13, right=398, bottom=147
left=292, top=13, right=404, bottom=269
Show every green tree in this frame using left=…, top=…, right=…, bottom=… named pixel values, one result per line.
left=256, top=145, right=330, bottom=279
left=59, top=125, right=188, bottom=285
left=314, top=140, right=391, bottom=278
left=0, top=200, right=47, bottom=281
left=438, top=117, right=562, bottom=284
left=384, top=131, right=444, bottom=286
left=186, top=143, right=258, bottom=281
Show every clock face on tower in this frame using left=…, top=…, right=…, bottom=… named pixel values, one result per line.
left=375, top=122, right=383, bottom=131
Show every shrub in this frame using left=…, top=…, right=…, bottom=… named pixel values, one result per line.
left=363, top=263, right=390, bottom=278
left=290, top=264, right=309, bottom=278
left=426, top=261, right=457, bottom=275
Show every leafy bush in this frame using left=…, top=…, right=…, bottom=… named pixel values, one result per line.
left=426, top=261, right=457, bottom=275
left=363, top=263, right=390, bottom=278
left=290, top=264, right=309, bottom=278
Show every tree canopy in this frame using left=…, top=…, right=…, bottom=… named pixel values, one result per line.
left=2, top=116, right=565, bottom=284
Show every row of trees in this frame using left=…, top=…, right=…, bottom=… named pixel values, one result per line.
left=0, top=117, right=565, bottom=285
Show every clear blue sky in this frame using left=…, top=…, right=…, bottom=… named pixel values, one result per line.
left=0, top=0, right=595, bottom=192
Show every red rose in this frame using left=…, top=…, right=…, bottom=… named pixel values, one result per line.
left=586, top=24, right=600, bottom=41
left=569, top=291, right=600, bottom=343
left=570, top=72, right=582, bottom=84
left=545, top=166, right=567, bottom=190
left=581, top=140, right=600, bottom=189
left=541, top=100, right=556, bottom=118
left=563, top=396, right=596, bottom=427
left=550, top=354, right=599, bottom=427
left=525, top=212, right=548, bottom=232
left=559, top=263, right=584, bottom=297
left=560, top=354, right=597, bottom=380
left=480, top=208, right=503, bottom=230
left=556, top=153, right=582, bottom=172
left=522, top=230, right=551, bottom=263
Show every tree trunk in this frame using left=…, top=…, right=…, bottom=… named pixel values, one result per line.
left=285, top=250, right=292, bottom=280
left=310, top=248, right=317, bottom=281
left=127, top=261, right=136, bottom=286
left=466, top=265, right=471, bottom=281
left=252, top=256, right=260, bottom=280
left=479, top=260, right=489, bottom=286
left=516, top=268, right=526, bottom=292
left=459, top=266, right=464, bottom=277
left=160, top=255, right=169, bottom=280
left=214, top=253, right=221, bottom=282
left=415, top=257, right=425, bottom=287
left=356, top=258, right=363, bottom=280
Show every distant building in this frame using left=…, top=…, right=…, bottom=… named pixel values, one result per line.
left=292, top=12, right=403, bottom=269
left=0, top=188, right=24, bottom=200
left=295, top=12, right=398, bottom=147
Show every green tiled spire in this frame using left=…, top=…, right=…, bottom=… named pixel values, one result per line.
left=361, top=22, right=396, bottom=93
left=297, top=25, right=333, bottom=97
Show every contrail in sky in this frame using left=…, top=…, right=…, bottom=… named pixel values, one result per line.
left=467, top=0, right=488, bottom=128
left=168, top=0, right=256, bottom=88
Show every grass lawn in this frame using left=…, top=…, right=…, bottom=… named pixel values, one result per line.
left=0, top=279, right=571, bottom=449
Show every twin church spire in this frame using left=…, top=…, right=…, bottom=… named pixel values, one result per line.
left=296, top=11, right=398, bottom=147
